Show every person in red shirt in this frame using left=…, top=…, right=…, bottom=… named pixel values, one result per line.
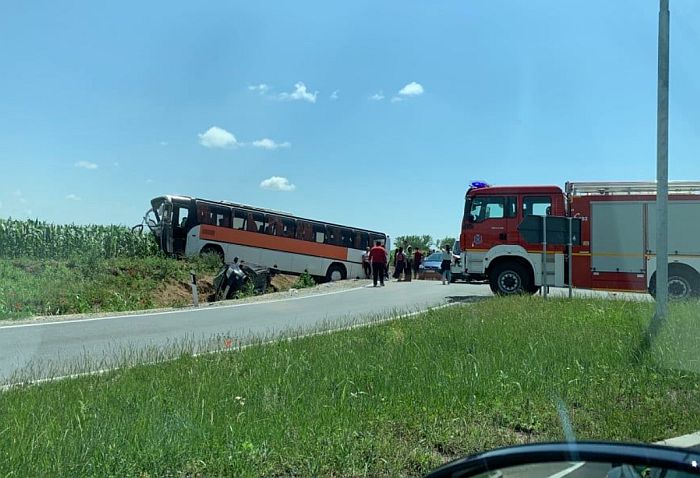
left=368, top=240, right=387, bottom=287
left=413, top=248, right=423, bottom=279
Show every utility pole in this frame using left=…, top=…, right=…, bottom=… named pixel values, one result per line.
left=654, top=0, right=670, bottom=324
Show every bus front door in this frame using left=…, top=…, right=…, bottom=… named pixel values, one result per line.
left=172, top=203, right=191, bottom=256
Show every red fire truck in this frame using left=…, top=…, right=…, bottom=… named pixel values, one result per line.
left=457, top=181, right=700, bottom=299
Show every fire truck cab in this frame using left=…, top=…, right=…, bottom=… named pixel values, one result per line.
left=458, top=181, right=700, bottom=299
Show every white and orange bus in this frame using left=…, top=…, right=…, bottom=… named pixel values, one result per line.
left=142, top=195, right=389, bottom=281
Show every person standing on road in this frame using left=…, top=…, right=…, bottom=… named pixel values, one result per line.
left=384, top=245, right=390, bottom=280
left=361, top=246, right=371, bottom=279
left=404, top=246, right=413, bottom=282
left=369, top=241, right=387, bottom=287
left=413, top=248, right=423, bottom=279
left=440, top=244, right=456, bottom=285
left=393, top=247, right=406, bottom=280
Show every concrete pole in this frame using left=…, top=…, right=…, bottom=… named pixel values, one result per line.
left=654, top=0, right=670, bottom=322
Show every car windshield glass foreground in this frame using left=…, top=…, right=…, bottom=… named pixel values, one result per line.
left=1, top=1, right=699, bottom=476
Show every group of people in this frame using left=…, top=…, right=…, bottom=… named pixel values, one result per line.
left=361, top=241, right=458, bottom=287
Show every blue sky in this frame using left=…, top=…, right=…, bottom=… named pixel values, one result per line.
left=1, top=1, right=699, bottom=241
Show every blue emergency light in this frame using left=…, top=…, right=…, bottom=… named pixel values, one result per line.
left=470, top=181, right=490, bottom=189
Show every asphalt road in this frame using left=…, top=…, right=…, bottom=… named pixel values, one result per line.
left=0, top=280, right=649, bottom=385
left=0, top=281, right=493, bottom=383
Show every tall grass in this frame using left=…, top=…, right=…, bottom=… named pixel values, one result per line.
left=0, top=254, right=222, bottom=320
left=0, top=218, right=159, bottom=260
left=1, top=297, right=698, bottom=477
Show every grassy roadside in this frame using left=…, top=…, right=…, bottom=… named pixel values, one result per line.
left=0, top=255, right=316, bottom=321
left=0, top=254, right=222, bottom=320
left=1, top=296, right=699, bottom=477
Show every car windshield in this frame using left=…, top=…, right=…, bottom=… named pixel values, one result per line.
left=2, top=2, right=699, bottom=477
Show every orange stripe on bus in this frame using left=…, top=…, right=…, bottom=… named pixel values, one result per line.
left=199, top=226, right=349, bottom=261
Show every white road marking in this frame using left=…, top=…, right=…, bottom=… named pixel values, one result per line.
left=0, top=286, right=367, bottom=330
left=1, top=302, right=462, bottom=390
left=545, top=462, right=585, bottom=478
left=655, top=431, right=700, bottom=448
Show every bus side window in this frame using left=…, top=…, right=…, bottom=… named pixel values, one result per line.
left=254, top=213, right=266, bottom=233
left=370, top=233, right=385, bottom=246
left=340, top=228, right=353, bottom=247
left=245, top=213, right=258, bottom=233
left=295, top=220, right=313, bottom=241
left=265, top=215, right=282, bottom=235
left=212, top=207, right=231, bottom=227
left=313, top=224, right=326, bottom=243
left=279, top=217, right=295, bottom=238
left=327, top=226, right=349, bottom=246
left=197, top=203, right=209, bottom=225
left=233, top=209, right=245, bottom=230
left=265, top=215, right=293, bottom=237
left=352, top=231, right=368, bottom=249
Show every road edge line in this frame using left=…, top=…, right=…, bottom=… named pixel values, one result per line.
left=0, top=301, right=462, bottom=390
left=0, top=285, right=368, bottom=330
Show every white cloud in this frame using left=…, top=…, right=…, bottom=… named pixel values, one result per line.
left=252, top=138, right=291, bottom=150
left=248, top=83, right=270, bottom=95
left=370, top=92, right=385, bottom=101
left=260, top=176, right=296, bottom=191
left=75, top=160, right=98, bottom=170
left=398, top=81, right=424, bottom=97
left=330, top=90, right=339, bottom=100
left=66, top=194, right=81, bottom=201
left=198, top=126, right=238, bottom=148
left=390, top=96, right=403, bottom=103
left=278, top=82, right=318, bottom=103
left=14, top=190, right=27, bottom=204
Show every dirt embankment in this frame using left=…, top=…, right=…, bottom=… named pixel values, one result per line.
left=157, top=273, right=300, bottom=307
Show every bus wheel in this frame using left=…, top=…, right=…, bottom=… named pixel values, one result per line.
left=326, top=264, right=346, bottom=282
left=489, top=262, right=531, bottom=295
left=200, top=245, right=224, bottom=263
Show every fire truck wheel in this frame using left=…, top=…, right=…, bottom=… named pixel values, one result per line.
left=649, top=270, right=697, bottom=300
left=489, top=262, right=532, bottom=295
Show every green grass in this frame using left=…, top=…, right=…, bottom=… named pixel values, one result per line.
left=0, top=254, right=222, bottom=320
left=1, top=297, right=699, bottom=477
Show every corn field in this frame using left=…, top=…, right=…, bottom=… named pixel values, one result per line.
left=0, top=218, right=159, bottom=259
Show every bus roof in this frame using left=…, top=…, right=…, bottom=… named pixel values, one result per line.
left=159, top=195, right=387, bottom=236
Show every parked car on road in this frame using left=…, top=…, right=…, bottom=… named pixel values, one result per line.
left=419, top=246, right=467, bottom=282
left=418, top=252, right=443, bottom=272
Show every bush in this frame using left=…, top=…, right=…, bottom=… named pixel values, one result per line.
left=294, top=271, right=316, bottom=289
